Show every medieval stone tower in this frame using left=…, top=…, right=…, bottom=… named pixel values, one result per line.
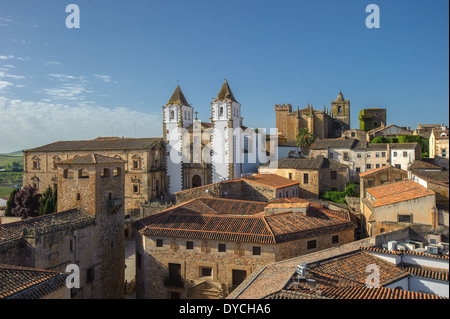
left=56, top=153, right=126, bottom=299
left=162, top=85, right=194, bottom=194
left=331, top=91, right=351, bottom=132
left=210, top=80, right=242, bottom=183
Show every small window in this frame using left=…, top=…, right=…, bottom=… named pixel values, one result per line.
left=252, top=246, right=261, bottom=256
left=343, top=152, right=349, bottom=161
left=403, top=151, right=407, bottom=157
left=76, top=193, right=81, bottom=201
left=398, top=215, right=412, bottom=223
left=218, top=243, right=226, bottom=252
left=367, top=152, right=371, bottom=158
left=113, top=167, right=122, bottom=177
left=351, top=132, right=356, bottom=137
left=169, top=110, right=175, bottom=120
left=133, top=185, right=139, bottom=193
left=393, top=151, right=397, bottom=157
left=442, top=149, right=447, bottom=157
left=375, top=152, right=380, bottom=158
left=133, top=161, right=139, bottom=169
left=366, top=164, right=372, bottom=170
left=356, top=167, right=361, bottom=173
left=201, top=267, right=212, bottom=277
left=186, top=241, right=194, bottom=250
left=395, top=164, right=401, bottom=169
left=288, top=173, right=293, bottom=180
left=86, top=267, right=95, bottom=283
left=329, top=152, right=334, bottom=159
left=381, top=152, right=386, bottom=157
left=101, top=168, right=110, bottom=178
left=303, top=173, right=309, bottom=184
left=219, top=106, right=224, bottom=116
left=376, top=164, right=380, bottom=168
left=331, top=171, right=337, bottom=180
left=307, top=240, right=317, bottom=250
left=357, top=153, right=362, bottom=158
left=156, top=239, right=163, bottom=247
left=332, top=235, right=339, bottom=244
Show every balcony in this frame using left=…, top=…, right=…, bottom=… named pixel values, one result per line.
left=164, top=276, right=184, bottom=288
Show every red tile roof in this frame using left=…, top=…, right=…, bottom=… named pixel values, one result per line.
left=366, top=180, right=435, bottom=207
left=241, top=174, right=300, bottom=189
left=137, top=197, right=354, bottom=245
left=0, top=264, right=67, bottom=299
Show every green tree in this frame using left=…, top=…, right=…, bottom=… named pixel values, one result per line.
left=371, top=136, right=389, bottom=144
left=296, top=128, right=315, bottom=156
left=38, top=186, right=57, bottom=216
left=5, top=188, right=19, bottom=217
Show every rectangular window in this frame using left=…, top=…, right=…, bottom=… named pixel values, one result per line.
left=186, top=241, right=194, bottom=250
left=443, top=149, right=447, bottom=157
left=367, top=152, right=371, bottom=158
left=381, top=152, right=386, bottom=157
left=398, top=215, right=412, bottom=223
left=133, top=185, right=139, bottom=193
left=307, top=240, right=317, bottom=250
left=303, top=173, right=309, bottom=184
left=252, top=246, right=261, bottom=256
left=395, top=164, right=401, bottom=169
left=357, top=153, right=362, bottom=158
left=218, top=243, right=226, bottom=252
left=329, top=152, right=334, bottom=159
left=288, top=173, right=293, bottom=180
left=375, top=152, right=380, bottom=158
left=156, top=239, right=163, bottom=247
left=330, top=171, right=337, bottom=180
left=376, top=164, right=380, bottom=168
left=366, top=164, right=371, bottom=170
left=393, top=151, right=397, bottom=157
left=201, top=267, right=212, bottom=277
left=332, top=235, right=339, bottom=244
left=168, top=263, right=181, bottom=280
left=343, top=152, right=349, bottom=161
left=356, top=167, right=361, bottom=173
left=403, top=151, right=408, bottom=157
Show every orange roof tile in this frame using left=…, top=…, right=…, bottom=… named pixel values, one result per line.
left=241, top=174, right=300, bottom=189
left=366, top=180, right=435, bottom=207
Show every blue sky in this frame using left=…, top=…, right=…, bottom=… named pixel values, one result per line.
left=0, top=0, right=448, bottom=153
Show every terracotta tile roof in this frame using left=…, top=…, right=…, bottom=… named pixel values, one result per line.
left=409, top=160, right=443, bottom=171
left=402, top=265, right=449, bottom=282
left=307, top=251, right=408, bottom=287
left=366, top=180, right=435, bottom=207
left=137, top=197, right=354, bottom=245
left=314, top=286, right=444, bottom=299
left=58, top=153, right=127, bottom=165
left=241, top=174, right=299, bottom=189
left=23, top=137, right=163, bottom=152
left=0, top=264, right=67, bottom=299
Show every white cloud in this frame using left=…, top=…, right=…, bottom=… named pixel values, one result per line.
left=45, top=61, right=65, bottom=67
left=0, top=96, right=163, bottom=153
left=0, top=81, right=13, bottom=89
left=0, top=55, right=14, bottom=60
left=93, top=74, right=117, bottom=83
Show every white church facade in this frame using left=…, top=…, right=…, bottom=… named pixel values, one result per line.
left=162, top=80, right=275, bottom=194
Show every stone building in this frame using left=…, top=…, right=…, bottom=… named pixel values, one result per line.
left=274, top=91, right=350, bottom=143
left=0, top=153, right=126, bottom=299
left=258, top=155, right=349, bottom=198
left=429, top=126, right=449, bottom=159
left=175, top=173, right=300, bottom=204
left=309, top=138, right=421, bottom=182
left=360, top=180, right=437, bottom=237
left=359, top=108, right=387, bottom=132
left=367, top=124, right=413, bottom=142
left=22, top=136, right=166, bottom=217
left=134, top=197, right=355, bottom=299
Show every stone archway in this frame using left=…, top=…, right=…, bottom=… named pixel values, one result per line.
left=192, top=175, right=202, bottom=188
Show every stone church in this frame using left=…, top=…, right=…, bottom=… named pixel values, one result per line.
left=275, top=91, right=351, bottom=143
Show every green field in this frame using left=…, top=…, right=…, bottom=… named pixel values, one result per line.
left=0, top=186, right=15, bottom=198
left=0, top=152, right=23, bottom=193
left=0, top=151, right=23, bottom=168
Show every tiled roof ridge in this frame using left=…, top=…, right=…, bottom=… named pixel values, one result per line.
left=362, top=245, right=449, bottom=260
left=401, top=264, right=449, bottom=282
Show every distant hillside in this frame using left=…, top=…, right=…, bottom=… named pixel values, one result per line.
left=0, top=152, right=23, bottom=168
